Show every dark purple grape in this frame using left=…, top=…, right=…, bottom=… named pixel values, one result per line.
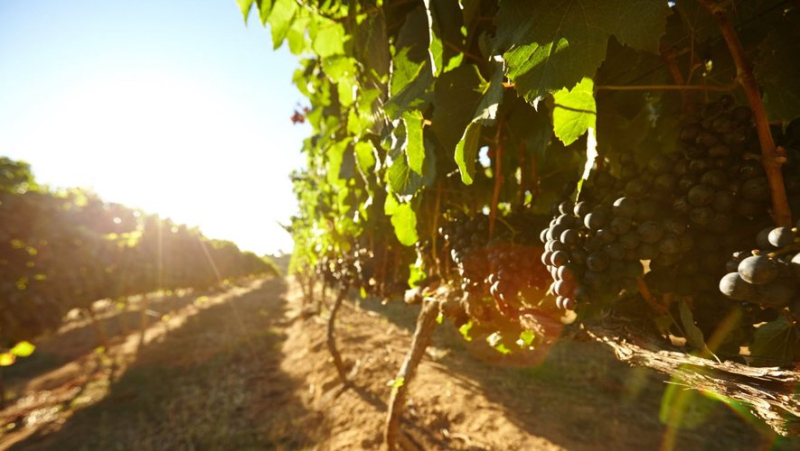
left=574, top=201, right=591, bottom=218
left=654, top=173, right=678, bottom=193
left=712, top=191, right=736, bottom=213
left=604, top=243, right=626, bottom=260
left=554, top=279, right=577, bottom=297
left=689, top=206, right=714, bottom=227
left=738, top=255, right=779, bottom=285
left=610, top=217, right=632, bottom=235
left=768, top=227, right=795, bottom=248
left=587, top=252, right=610, bottom=272
left=596, top=229, right=616, bottom=245
left=560, top=229, right=581, bottom=247
left=756, top=278, right=797, bottom=307
left=688, top=184, right=716, bottom=206
left=555, top=214, right=578, bottom=227
left=612, top=197, right=636, bottom=218
left=619, top=232, right=641, bottom=250
left=790, top=253, right=800, bottom=279
left=664, top=217, right=688, bottom=235
left=570, top=249, right=588, bottom=266
left=741, top=177, right=770, bottom=202
left=701, top=169, right=727, bottom=189
left=584, top=210, right=609, bottom=230
left=647, top=155, right=673, bottom=174
left=659, top=235, right=682, bottom=255
left=637, top=221, right=664, bottom=244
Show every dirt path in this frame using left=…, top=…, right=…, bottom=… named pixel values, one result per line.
left=2, top=277, right=798, bottom=450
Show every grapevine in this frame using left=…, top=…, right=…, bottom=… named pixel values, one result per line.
left=239, top=0, right=800, bottom=441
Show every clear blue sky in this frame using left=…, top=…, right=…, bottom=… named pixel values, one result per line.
left=0, top=0, right=309, bottom=255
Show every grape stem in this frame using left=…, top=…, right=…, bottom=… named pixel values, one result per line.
left=637, top=276, right=667, bottom=315
left=489, top=119, right=505, bottom=239
left=659, top=46, right=692, bottom=111
left=699, top=0, right=793, bottom=227
left=502, top=81, right=737, bottom=91
left=431, top=182, right=442, bottom=277
left=594, top=82, right=738, bottom=92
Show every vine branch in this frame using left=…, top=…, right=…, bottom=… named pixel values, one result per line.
left=700, top=0, right=792, bottom=227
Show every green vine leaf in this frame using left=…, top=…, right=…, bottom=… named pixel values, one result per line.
left=312, top=20, right=346, bottom=58
left=423, top=0, right=464, bottom=76
left=236, top=0, right=255, bottom=23
left=267, top=0, right=299, bottom=50
left=386, top=6, right=433, bottom=119
left=496, top=0, right=669, bottom=101
left=454, top=123, right=482, bottom=185
left=750, top=316, right=796, bottom=367
left=432, top=64, right=487, bottom=152
left=389, top=202, right=419, bottom=246
left=404, top=111, right=425, bottom=175
left=552, top=77, right=596, bottom=146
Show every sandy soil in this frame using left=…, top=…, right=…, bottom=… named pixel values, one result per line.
left=1, top=277, right=797, bottom=450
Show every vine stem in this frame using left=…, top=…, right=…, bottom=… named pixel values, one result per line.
left=660, top=46, right=692, bottom=113
left=327, top=287, right=348, bottom=384
left=518, top=141, right=527, bottom=207
left=385, top=299, right=438, bottom=451
left=431, top=182, right=442, bottom=276
left=700, top=0, right=792, bottom=227
left=503, top=81, right=737, bottom=92
left=489, top=120, right=504, bottom=238
left=595, top=82, right=737, bottom=92
left=637, top=276, right=666, bottom=315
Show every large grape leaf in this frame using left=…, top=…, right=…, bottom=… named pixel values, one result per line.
left=750, top=316, right=796, bottom=367
left=423, top=0, right=464, bottom=76
left=552, top=78, right=596, bottom=146
left=755, top=22, right=800, bottom=121
left=432, top=65, right=487, bottom=152
left=267, top=0, right=298, bottom=50
left=387, top=120, right=424, bottom=196
left=354, top=140, right=377, bottom=179
left=354, top=9, right=390, bottom=82
left=404, top=111, right=425, bottom=175
left=495, top=0, right=669, bottom=101
left=391, top=202, right=419, bottom=246
left=312, top=20, right=346, bottom=58
left=386, top=6, right=434, bottom=119
left=285, top=15, right=308, bottom=54
left=385, top=195, right=419, bottom=246
left=236, top=0, right=254, bottom=23
left=452, top=62, right=504, bottom=184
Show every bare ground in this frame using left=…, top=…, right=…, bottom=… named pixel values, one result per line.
left=1, top=277, right=798, bottom=450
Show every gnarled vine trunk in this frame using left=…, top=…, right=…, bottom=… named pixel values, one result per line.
left=327, top=287, right=348, bottom=384
left=385, top=299, right=439, bottom=451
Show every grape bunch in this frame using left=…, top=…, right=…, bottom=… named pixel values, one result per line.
left=438, top=211, right=551, bottom=323
left=719, top=222, right=800, bottom=310
left=486, top=214, right=551, bottom=315
left=541, top=171, right=647, bottom=310
left=439, top=213, right=491, bottom=294
left=542, top=97, right=800, bottom=320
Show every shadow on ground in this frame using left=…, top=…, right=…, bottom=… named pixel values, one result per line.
left=355, top=295, right=800, bottom=451
left=11, top=278, right=323, bottom=450
left=5, top=287, right=224, bottom=389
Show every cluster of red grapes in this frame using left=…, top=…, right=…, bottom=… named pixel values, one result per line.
left=438, top=212, right=551, bottom=320
left=540, top=97, right=800, bottom=345
left=720, top=223, right=800, bottom=312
